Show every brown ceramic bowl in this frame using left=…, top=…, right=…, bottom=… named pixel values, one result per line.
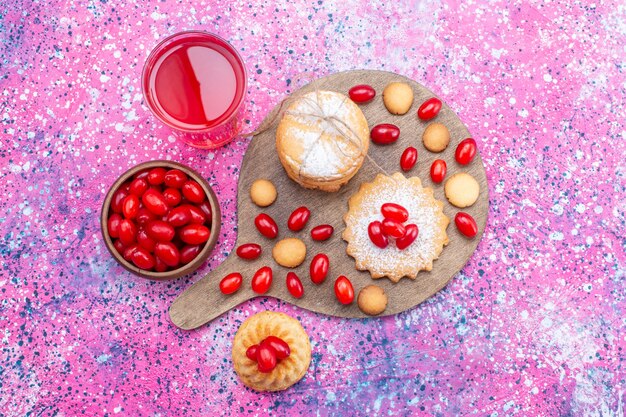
left=101, top=160, right=221, bottom=280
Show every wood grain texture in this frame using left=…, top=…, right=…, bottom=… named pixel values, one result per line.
left=169, top=70, right=489, bottom=330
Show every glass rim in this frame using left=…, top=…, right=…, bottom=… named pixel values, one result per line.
left=141, top=30, right=248, bottom=133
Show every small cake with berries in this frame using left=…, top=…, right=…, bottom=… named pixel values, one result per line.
left=232, top=311, right=311, bottom=391
left=343, top=173, right=450, bottom=282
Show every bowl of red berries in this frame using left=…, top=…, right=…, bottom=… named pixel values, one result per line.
left=101, top=160, right=221, bottom=280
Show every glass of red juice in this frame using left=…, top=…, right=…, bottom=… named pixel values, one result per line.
left=142, top=31, right=247, bottom=149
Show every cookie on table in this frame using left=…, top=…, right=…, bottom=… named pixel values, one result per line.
left=232, top=311, right=311, bottom=392
left=422, top=123, right=450, bottom=152
left=358, top=285, right=388, bottom=316
left=382, top=82, right=414, bottom=115
left=444, top=173, right=479, bottom=208
left=272, top=238, right=307, bottom=268
left=250, top=179, right=277, bottom=207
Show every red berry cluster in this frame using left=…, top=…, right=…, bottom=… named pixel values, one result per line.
left=368, top=203, right=419, bottom=250
left=429, top=138, right=478, bottom=184
left=417, top=99, right=480, bottom=238
left=107, top=167, right=212, bottom=272
left=218, top=205, right=354, bottom=305
left=245, top=336, right=291, bottom=373
left=349, top=87, right=480, bottom=239
left=252, top=209, right=334, bottom=242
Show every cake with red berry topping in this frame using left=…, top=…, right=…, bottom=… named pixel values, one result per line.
left=232, top=311, right=311, bottom=391
left=343, top=173, right=450, bottom=282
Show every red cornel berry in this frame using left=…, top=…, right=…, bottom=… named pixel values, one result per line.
left=246, top=336, right=291, bottom=373
left=255, top=213, right=278, bottom=239
left=368, top=221, right=388, bottom=249
left=455, top=138, right=477, bottom=165
left=137, top=229, right=156, bottom=252
left=198, top=201, right=213, bottom=225
left=381, top=203, right=408, bottom=223
left=178, top=224, right=210, bottom=245
left=286, top=272, right=304, bottom=298
left=251, top=266, right=273, bottom=294
left=136, top=208, right=157, bottom=225
left=181, top=180, right=206, bottom=204
left=142, top=188, right=169, bottom=216
left=146, top=220, right=175, bottom=242
left=111, top=188, right=128, bottom=214
left=154, top=256, right=168, bottom=272
left=166, top=206, right=192, bottom=227
left=122, top=194, right=140, bottom=219
left=162, top=188, right=182, bottom=207
left=118, top=219, right=137, bottom=246
left=430, top=159, right=447, bottom=183
left=134, top=170, right=150, bottom=181
left=246, top=345, right=259, bottom=361
left=261, top=336, right=290, bottom=360
left=107, top=165, right=215, bottom=273
left=113, top=239, right=125, bottom=254
left=164, top=169, right=187, bottom=188
left=310, top=254, right=329, bottom=284
left=256, top=345, right=277, bottom=373
left=236, top=243, right=262, bottom=260
left=334, top=276, right=354, bottom=305
left=310, top=224, right=334, bottom=241
left=455, top=212, right=478, bottom=238
left=382, top=218, right=406, bottom=239
left=181, top=204, right=207, bottom=224
left=287, top=206, right=310, bottom=232
left=396, top=224, right=419, bottom=250
left=107, top=213, right=122, bottom=238
left=370, top=123, right=400, bottom=145
left=348, top=84, right=376, bottom=104
left=179, top=245, right=201, bottom=264
left=123, top=244, right=139, bottom=262
left=147, top=167, right=166, bottom=185
left=131, top=247, right=155, bottom=270
left=220, top=272, right=243, bottom=295
left=129, top=178, right=148, bottom=196
left=154, top=242, right=180, bottom=267
left=400, top=147, right=418, bottom=172
left=417, top=97, right=442, bottom=121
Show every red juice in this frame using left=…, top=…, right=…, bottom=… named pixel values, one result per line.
left=142, top=32, right=247, bottom=148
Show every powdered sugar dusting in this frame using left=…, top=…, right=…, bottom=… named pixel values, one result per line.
left=284, top=91, right=367, bottom=179
left=344, top=174, right=449, bottom=280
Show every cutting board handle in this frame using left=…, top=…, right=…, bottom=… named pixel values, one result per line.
left=169, top=253, right=255, bottom=330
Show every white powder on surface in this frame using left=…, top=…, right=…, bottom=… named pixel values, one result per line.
left=345, top=174, right=449, bottom=278
left=282, top=91, right=367, bottom=180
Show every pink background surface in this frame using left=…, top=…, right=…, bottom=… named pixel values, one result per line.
left=1, top=0, right=625, bottom=415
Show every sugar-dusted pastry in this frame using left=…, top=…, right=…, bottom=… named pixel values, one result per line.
left=343, top=173, right=450, bottom=282
left=232, top=311, right=311, bottom=392
left=275, top=90, right=369, bottom=192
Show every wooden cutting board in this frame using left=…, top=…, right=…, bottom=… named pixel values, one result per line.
left=169, top=70, right=488, bottom=330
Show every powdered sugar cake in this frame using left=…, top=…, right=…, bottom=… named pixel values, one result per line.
left=343, top=173, right=450, bottom=282
left=275, top=90, right=369, bottom=192
left=169, top=70, right=488, bottom=328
